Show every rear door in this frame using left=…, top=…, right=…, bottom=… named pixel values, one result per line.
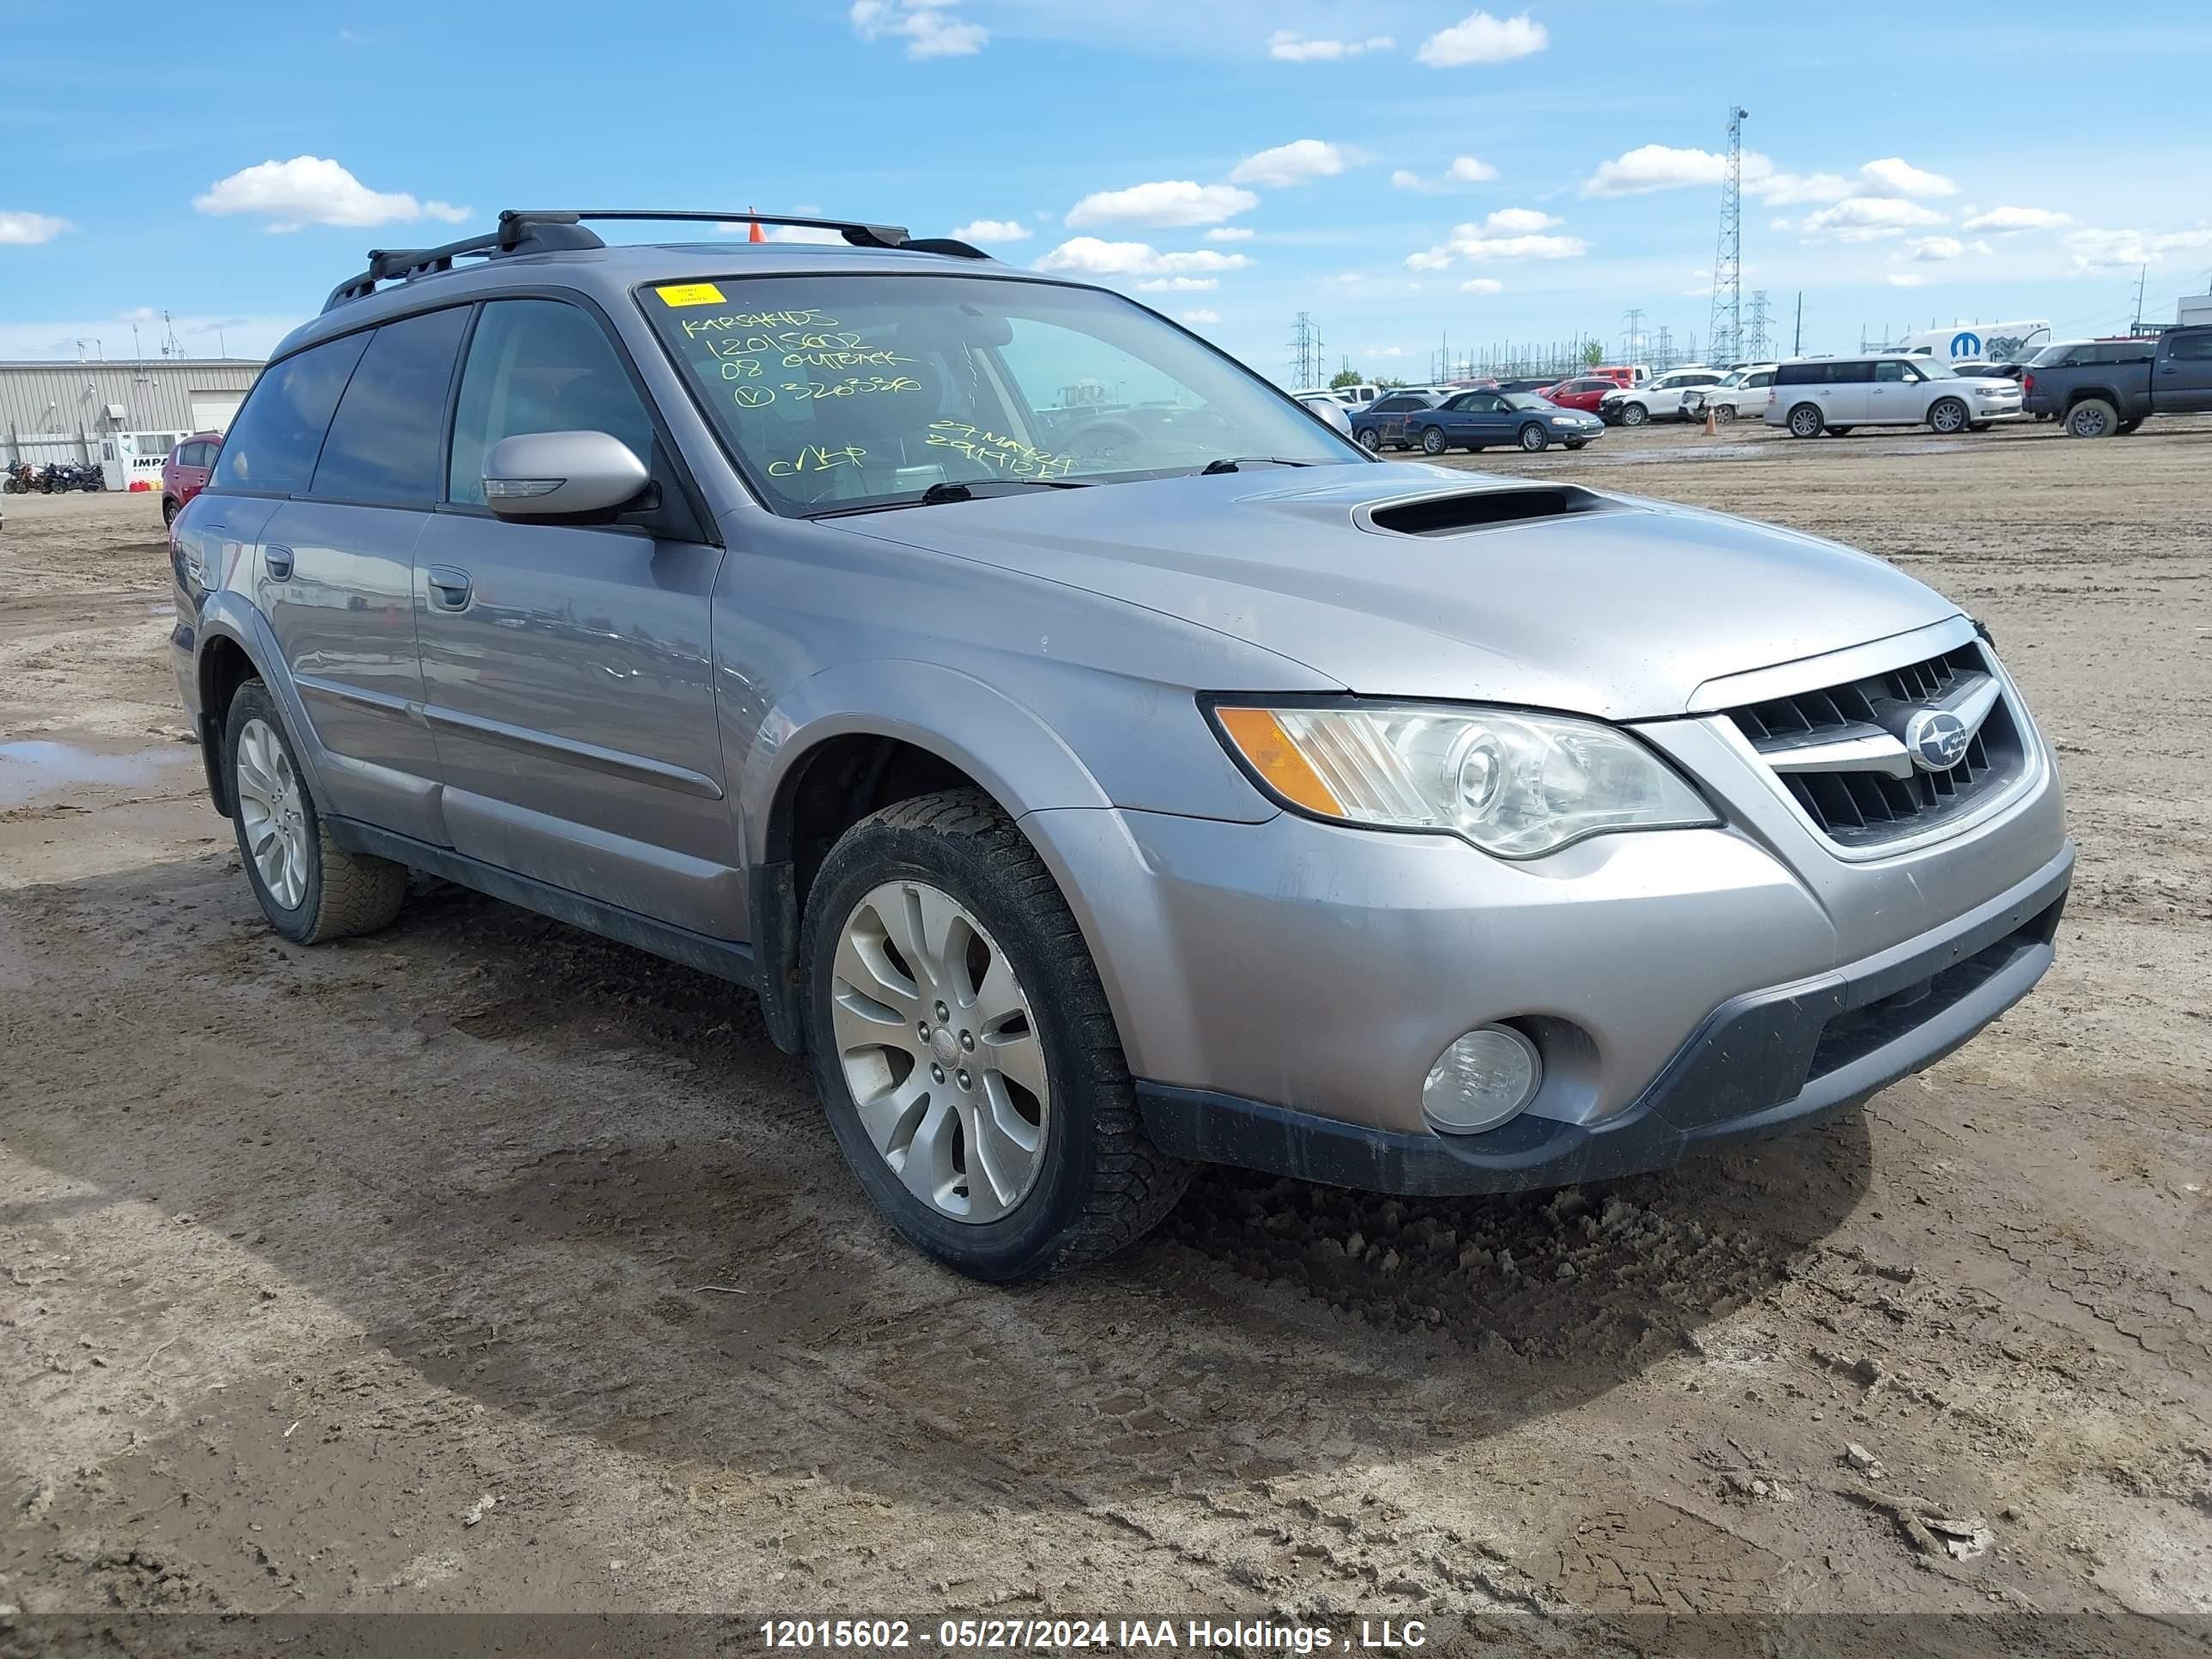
left=260, top=304, right=471, bottom=843
left=411, top=295, right=738, bottom=933
left=2155, top=329, right=2212, bottom=414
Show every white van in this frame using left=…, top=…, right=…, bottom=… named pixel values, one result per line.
left=1765, top=355, right=2023, bottom=436
left=1293, top=382, right=1382, bottom=407
left=1889, top=321, right=2051, bottom=365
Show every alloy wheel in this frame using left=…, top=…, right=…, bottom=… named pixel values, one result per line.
left=830, top=880, right=1049, bottom=1224
left=234, top=717, right=308, bottom=910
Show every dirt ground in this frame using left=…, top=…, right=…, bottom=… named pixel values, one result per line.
left=2, top=420, right=2208, bottom=1649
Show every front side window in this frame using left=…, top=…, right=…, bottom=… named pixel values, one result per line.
left=1875, top=360, right=1911, bottom=383
left=2164, top=331, right=2212, bottom=362
left=312, top=306, right=471, bottom=505
left=448, top=300, right=657, bottom=507
left=213, top=331, right=369, bottom=496
left=641, top=273, right=1359, bottom=516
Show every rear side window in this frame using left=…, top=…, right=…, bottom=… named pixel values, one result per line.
left=214, top=333, right=369, bottom=495
left=1776, top=363, right=1818, bottom=386
left=311, top=306, right=471, bottom=505
left=447, top=300, right=657, bottom=506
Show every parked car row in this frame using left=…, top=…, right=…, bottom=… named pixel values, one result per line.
left=1350, top=388, right=1603, bottom=453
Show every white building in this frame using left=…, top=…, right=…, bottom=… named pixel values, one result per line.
left=0, top=356, right=263, bottom=471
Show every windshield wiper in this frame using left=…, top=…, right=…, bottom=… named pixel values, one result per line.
left=1196, top=457, right=1320, bottom=475
left=804, top=477, right=1090, bottom=520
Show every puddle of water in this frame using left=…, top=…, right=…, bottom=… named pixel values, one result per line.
left=0, top=740, right=194, bottom=809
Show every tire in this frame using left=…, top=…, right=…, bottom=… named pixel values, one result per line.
left=1419, top=426, right=1447, bottom=456
left=161, top=496, right=179, bottom=527
left=223, top=682, right=408, bottom=945
left=1786, top=403, right=1824, bottom=439
left=1826, top=425, right=1854, bottom=436
left=1564, top=441, right=1586, bottom=451
left=1358, top=428, right=1382, bottom=453
left=2117, top=418, right=2143, bottom=434
left=1517, top=422, right=1549, bottom=453
left=1928, top=397, right=1969, bottom=435
left=1619, top=402, right=1649, bottom=427
left=800, top=788, right=1190, bottom=1281
left=1713, top=404, right=1737, bottom=424
left=2066, top=398, right=2118, bottom=440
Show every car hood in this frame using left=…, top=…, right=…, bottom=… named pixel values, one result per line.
left=836, top=463, right=1960, bottom=719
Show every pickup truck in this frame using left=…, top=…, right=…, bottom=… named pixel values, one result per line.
left=2022, top=325, right=2212, bottom=437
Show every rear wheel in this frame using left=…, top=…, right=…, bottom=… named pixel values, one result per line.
left=161, top=496, right=179, bottom=527
left=1358, top=428, right=1382, bottom=453
left=1786, top=403, right=1824, bottom=439
left=801, top=789, right=1190, bottom=1281
left=1517, top=422, right=1549, bottom=452
left=1419, top=426, right=1447, bottom=456
left=224, top=683, right=408, bottom=945
left=2066, top=398, right=2118, bottom=439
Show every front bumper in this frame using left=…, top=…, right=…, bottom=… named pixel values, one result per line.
left=1135, top=843, right=2069, bottom=1194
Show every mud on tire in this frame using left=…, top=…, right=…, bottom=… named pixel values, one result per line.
left=800, top=788, right=1190, bottom=1280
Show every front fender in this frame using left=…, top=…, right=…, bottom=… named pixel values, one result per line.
left=741, top=659, right=1115, bottom=866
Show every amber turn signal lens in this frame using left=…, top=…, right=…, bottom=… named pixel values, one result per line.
left=1215, top=707, right=1345, bottom=817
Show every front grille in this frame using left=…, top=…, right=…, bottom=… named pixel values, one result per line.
left=1727, top=643, right=2027, bottom=848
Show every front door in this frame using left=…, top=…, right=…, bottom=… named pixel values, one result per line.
left=412, top=296, right=738, bottom=934
left=1864, top=358, right=1919, bottom=424
left=2157, top=330, right=2212, bottom=414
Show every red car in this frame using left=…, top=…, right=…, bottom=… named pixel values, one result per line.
left=161, top=431, right=223, bottom=527
left=1542, top=377, right=1619, bottom=415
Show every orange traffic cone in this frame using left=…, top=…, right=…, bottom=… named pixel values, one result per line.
left=1704, top=404, right=1717, bottom=435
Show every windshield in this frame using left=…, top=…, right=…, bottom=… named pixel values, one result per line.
left=640, top=273, right=1362, bottom=514
left=1502, top=393, right=1552, bottom=411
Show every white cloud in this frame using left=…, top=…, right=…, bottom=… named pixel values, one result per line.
left=1267, top=30, right=1393, bottom=61
left=1066, top=180, right=1258, bottom=228
left=1393, top=155, right=1499, bottom=192
left=1749, top=169, right=1851, bottom=206
left=1228, top=139, right=1349, bottom=187
left=0, top=210, right=72, bottom=246
left=1887, top=273, right=1936, bottom=288
left=848, top=0, right=986, bottom=58
left=1365, top=345, right=1407, bottom=358
left=1797, top=197, right=1945, bottom=243
left=2063, top=224, right=2212, bottom=271
left=1416, top=9, right=1547, bottom=66
left=1583, top=143, right=1732, bottom=198
left=1135, top=276, right=1218, bottom=291
left=1964, top=205, right=2071, bottom=233
left=1180, top=308, right=1221, bottom=324
left=1408, top=210, right=1586, bottom=267
left=1460, top=277, right=1504, bottom=295
left=951, top=218, right=1030, bottom=244
left=1859, top=157, right=1957, bottom=198
left=192, top=156, right=467, bottom=232
left=766, top=226, right=849, bottom=244
left=1204, top=226, right=1255, bottom=242
left=1034, top=237, right=1252, bottom=276
left=1906, top=235, right=1966, bottom=262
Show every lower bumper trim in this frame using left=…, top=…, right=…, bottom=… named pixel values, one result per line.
left=1139, top=843, right=2071, bottom=1197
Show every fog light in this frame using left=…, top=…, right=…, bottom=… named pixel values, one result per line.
left=1422, top=1025, right=1541, bottom=1133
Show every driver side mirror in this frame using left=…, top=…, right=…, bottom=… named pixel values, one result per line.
left=482, top=430, right=650, bottom=520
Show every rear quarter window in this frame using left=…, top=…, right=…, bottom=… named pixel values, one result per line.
left=215, top=334, right=370, bottom=496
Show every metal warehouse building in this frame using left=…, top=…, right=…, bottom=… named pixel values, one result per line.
left=1, top=357, right=264, bottom=475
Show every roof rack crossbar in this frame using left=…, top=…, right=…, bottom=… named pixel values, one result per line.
left=322, top=207, right=988, bottom=313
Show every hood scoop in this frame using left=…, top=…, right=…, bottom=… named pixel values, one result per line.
left=1366, top=483, right=1627, bottom=538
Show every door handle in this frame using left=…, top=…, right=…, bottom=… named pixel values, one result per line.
left=425, top=566, right=473, bottom=611
left=263, top=544, right=294, bottom=581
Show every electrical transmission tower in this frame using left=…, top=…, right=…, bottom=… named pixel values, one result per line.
left=1654, top=325, right=1674, bottom=369
left=1286, top=312, right=1324, bottom=386
left=1620, top=307, right=1646, bottom=365
left=1707, top=105, right=1748, bottom=367
left=1745, top=289, right=1772, bottom=362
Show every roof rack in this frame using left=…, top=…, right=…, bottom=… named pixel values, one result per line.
left=321, top=209, right=988, bottom=313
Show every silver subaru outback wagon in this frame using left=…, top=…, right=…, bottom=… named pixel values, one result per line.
left=169, top=210, right=2071, bottom=1281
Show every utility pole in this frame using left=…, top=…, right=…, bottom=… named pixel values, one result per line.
left=2133, top=264, right=2148, bottom=331
left=1793, top=290, right=1802, bottom=356
left=1707, top=106, right=1748, bottom=368
left=1286, top=312, right=1324, bottom=386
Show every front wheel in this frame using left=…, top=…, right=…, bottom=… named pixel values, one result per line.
left=1786, top=403, right=1824, bottom=439
left=1619, top=402, right=1649, bottom=427
left=1419, top=426, right=1447, bottom=456
left=1517, top=422, right=1550, bottom=453
left=1358, top=428, right=1382, bottom=453
left=1713, top=404, right=1737, bottom=424
left=801, top=790, right=1190, bottom=1281
left=1928, top=398, right=1970, bottom=435
left=224, top=683, right=407, bottom=944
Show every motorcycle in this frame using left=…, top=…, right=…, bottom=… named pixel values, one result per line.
left=2, top=461, right=34, bottom=494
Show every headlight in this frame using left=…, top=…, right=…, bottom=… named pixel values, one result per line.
left=1211, top=702, right=1717, bottom=858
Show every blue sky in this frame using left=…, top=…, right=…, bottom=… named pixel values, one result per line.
left=4, top=0, right=2209, bottom=377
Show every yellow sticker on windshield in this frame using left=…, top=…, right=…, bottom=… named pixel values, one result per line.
left=656, top=283, right=726, bottom=307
